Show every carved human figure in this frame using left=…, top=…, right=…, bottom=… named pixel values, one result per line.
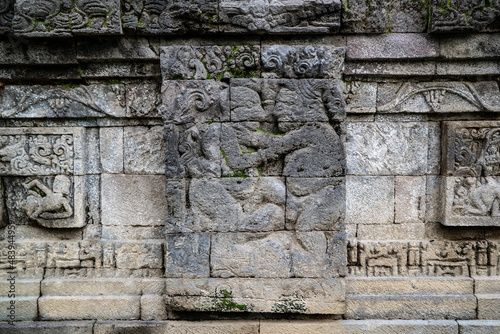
left=462, top=177, right=500, bottom=216
left=23, top=175, right=73, bottom=221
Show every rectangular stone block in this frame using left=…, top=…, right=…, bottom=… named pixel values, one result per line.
left=346, top=176, right=394, bottom=225
left=161, top=45, right=261, bottom=80
left=165, top=233, right=210, bottom=278
left=436, top=61, right=500, bottom=76
left=162, top=80, right=229, bottom=124
left=39, top=296, right=140, bottom=320
left=441, top=34, right=500, bottom=59
left=94, top=321, right=260, bottom=334
left=0, top=38, right=77, bottom=65
left=166, top=178, right=285, bottom=233
left=260, top=320, right=344, bottom=334
left=477, top=295, right=500, bottom=319
left=166, top=278, right=345, bottom=314
left=141, top=295, right=167, bottom=321
left=261, top=45, right=345, bottom=79
left=377, top=82, right=500, bottom=113
left=100, top=127, right=123, bottom=174
left=0, top=85, right=126, bottom=118
left=126, top=83, right=160, bottom=118
left=344, top=82, right=377, bottom=114
left=0, top=296, right=38, bottom=321
left=286, top=178, right=345, bottom=231
left=426, top=176, right=443, bottom=223
left=13, top=0, right=122, bottom=37
left=41, top=278, right=142, bottom=296
left=395, top=176, right=426, bottom=224
left=342, top=320, right=458, bottom=334
left=114, top=242, right=163, bottom=269
left=230, top=79, right=345, bottom=122
left=357, top=223, right=425, bottom=240
left=124, top=126, right=165, bottom=174
left=458, top=320, right=500, bottom=334
left=80, top=62, right=160, bottom=78
left=220, top=0, right=341, bottom=34
left=102, top=225, right=164, bottom=240
left=0, top=321, right=94, bottom=334
left=347, top=34, right=439, bottom=60
left=77, top=36, right=160, bottom=61
left=344, top=61, right=436, bottom=77
left=101, top=174, right=168, bottom=226
left=430, top=0, right=500, bottom=32
left=346, top=295, right=476, bottom=320
left=346, top=122, right=428, bottom=175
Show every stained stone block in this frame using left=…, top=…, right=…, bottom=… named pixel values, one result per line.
left=0, top=296, right=38, bottom=321
left=377, top=82, right=500, bottom=113
left=166, top=178, right=286, bottom=233
left=114, top=242, right=163, bottom=269
left=441, top=34, right=500, bottom=59
left=286, top=177, right=345, bottom=231
left=166, top=278, right=345, bottom=314
left=12, top=0, right=122, bottom=37
left=220, top=122, right=345, bottom=177
left=347, top=34, right=439, bottom=60
left=0, top=85, right=126, bottom=118
left=346, top=176, right=394, bottom=225
left=121, top=0, right=218, bottom=34
left=141, top=295, right=167, bottom=321
left=342, top=0, right=429, bottom=33
left=0, top=321, right=94, bottom=334
left=230, top=79, right=345, bottom=122
left=161, top=80, right=230, bottom=124
left=77, top=36, right=160, bottom=61
left=344, top=82, right=377, bottom=114
left=126, top=83, right=160, bottom=118
left=0, top=37, right=77, bottom=64
left=219, top=0, right=341, bottom=34
left=431, top=0, right=500, bottom=32
left=261, top=45, right=345, bottom=79
left=346, top=122, right=428, bottom=175
left=342, top=320, right=458, bottom=334
left=94, top=321, right=260, bottom=334
left=344, top=61, right=436, bottom=78
left=39, top=296, right=140, bottom=320
left=161, top=45, right=261, bottom=80
left=165, top=233, right=210, bottom=278
left=100, top=127, right=123, bottom=174
left=80, top=62, right=161, bottom=78
left=101, top=174, right=168, bottom=226
left=124, top=126, right=165, bottom=174
left=395, top=176, right=426, bottom=224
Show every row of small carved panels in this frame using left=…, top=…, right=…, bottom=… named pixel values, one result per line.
left=1, top=0, right=498, bottom=36
left=347, top=239, right=500, bottom=277
left=161, top=45, right=345, bottom=80
left=162, top=79, right=345, bottom=124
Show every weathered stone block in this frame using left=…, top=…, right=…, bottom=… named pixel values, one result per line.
left=122, top=0, right=218, bottom=34
left=346, top=176, right=394, bottom=225
left=102, top=225, right=164, bottom=240
left=342, top=320, right=458, bottom=334
left=166, top=178, right=285, bottom=233
left=344, top=82, right=377, bottom=114
left=344, top=61, right=436, bottom=78
left=430, top=0, right=500, bottom=32
left=0, top=1, right=13, bottom=35
left=124, top=126, right=165, bottom=174
left=0, top=296, right=38, bottom=321
left=165, top=233, right=210, bottom=278
left=0, top=37, right=77, bottom=64
left=77, top=36, right=160, bottom=61
left=260, top=320, right=344, bottom=334
left=0, top=321, right=94, bottom=334
left=41, top=278, right=142, bottom=296
left=426, top=176, right=443, bottom=223
left=161, top=80, right=229, bottom=124
left=126, top=83, right=160, bottom=118
left=428, top=122, right=441, bottom=175
left=161, top=45, right=260, bottom=80
left=230, top=79, right=345, bottom=122
left=114, top=242, right=163, bottom=269
left=346, top=122, right=428, bottom=175
left=477, top=295, right=500, bottom=319
left=39, top=296, right=140, bottom=320
left=395, top=176, right=426, bottom=224
left=220, top=0, right=341, bottom=34
left=286, top=177, right=345, bottom=231
left=141, top=295, right=167, bottom=321
left=261, top=45, right=345, bottom=79
left=99, top=127, right=123, bottom=174
left=357, top=223, right=425, bottom=240
left=101, top=174, right=168, bottom=226
left=342, top=0, right=429, bottom=33
left=377, top=82, right=500, bottom=113
left=441, top=34, right=500, bottom=59
left=80, top=62, right=160, bottom=78
left=0, top=85, right=126, bottom=118
left=347, top=34, right=439, bottom=60
left=13, top=0, right=122, bottom=37
left=436, top=61, right=500, bottom=76
left=459, top=320, right=500, bottom=334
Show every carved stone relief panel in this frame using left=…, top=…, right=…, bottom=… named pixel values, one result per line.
left=442, top=121, right=500, bottom=226
left=0, top=127, right=86, bottom=229
left=431, top=0, right=500, bottom=32
left=0, top=0, right=13, bottom=34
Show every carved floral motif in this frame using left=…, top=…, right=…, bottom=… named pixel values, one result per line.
left=431, top=0, right=500, bottom=32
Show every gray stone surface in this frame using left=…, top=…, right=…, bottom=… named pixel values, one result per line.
left=344, top=61, right=436, bottom=78
left=77, top=36, right=160, bottom=61
left=94, top=321, right=260, bottom=334
left=0, top=37, right=77, bottom=64
left=80, top=62, right=160, bottom=78
left=430, top=0, right=500, bottom=32
left=165, top=233, right=210, bottom=278
left=99, top=127, right=123, bottom=174
left=347, top=34, right=439, bottom=60
left=261, top=45, right=345, bottom=79
left=126, top=83, right=161, bottom=118
left=101, top=174, right=168, bottom=226
left=441, top=34, right=500, bottom=59
left=0, top=321, right=94, bottom=334
left=124, top=126, right=165, bottom=174
left=357, top=223, right=425, bottom=241
left=346, top=122, right=428, bottom=175
left=344, top=82, right=377, bottom=114
left=395, top=176, right=426, bottom=224
left=459, top=321, right=500, bottom=334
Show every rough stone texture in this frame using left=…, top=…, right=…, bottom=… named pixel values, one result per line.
left=345, top=176, right=394, bottom=225
left=347, top=34, right=439, bottom=60
left=0, top=296, right=38, bottom=321
left=94, top=321, right=260, bottom=334
left=124, top=126, right=165, bottom=174
left=344, top=61, right=436, bottom=78
left=101, top=174, right=168, bottom=226
left=0, top=321, right=94, bottom=334
left=395, top=176, right=426, bottom=224
left=344, top=82, right=377, bottom=114
left=346, top=122, right=428, bottom=175
left=459, top=320, right=500, bottom=333
left=165, top=233, right=210, bottom=278
left=77, top=36, right=160, bottom=61
left=440, top=34, right=500, bottom=59
left=357, top=223, right=425, bottom=240
left=126, top=83, right=161, bottom=118
left=342, top=0, right=429, bottom=33
left=99, top=127, right=123, bottom=174
left=377, top=82, right=500, bottom=113
left=0, top=37, right=77, bottom=65
left=430, top=0, right=500, bottom=32
left=220, top=0, right=341, bottom=34
left=341, top=320, right=458, bottom=333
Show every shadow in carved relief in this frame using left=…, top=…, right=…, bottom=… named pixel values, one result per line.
left=0, top=0, right=13, bottom=34
left=431, top=0, right=500, bottom=32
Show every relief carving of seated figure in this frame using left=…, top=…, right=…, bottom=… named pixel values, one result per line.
left=462, top=176, right=500, bottom=217
left=23, top=175, right=73, bottom=222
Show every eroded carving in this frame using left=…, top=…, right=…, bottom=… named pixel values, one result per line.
left=220, top=0, right=341, bottom=33
left=0, top=0, right=13, bottom=34
left=431, top=0, right=500, bottom=32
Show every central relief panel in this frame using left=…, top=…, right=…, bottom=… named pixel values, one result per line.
left=160, top=44, right=346, bottom=314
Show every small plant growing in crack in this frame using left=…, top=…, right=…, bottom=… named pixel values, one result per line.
left=205, top=289, right=253, bottom=312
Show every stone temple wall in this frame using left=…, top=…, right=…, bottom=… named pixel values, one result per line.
left=0, top=0, right=500, bottom=333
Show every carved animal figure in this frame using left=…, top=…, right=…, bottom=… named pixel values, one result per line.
left=23, top=176, right=73, bottom=222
